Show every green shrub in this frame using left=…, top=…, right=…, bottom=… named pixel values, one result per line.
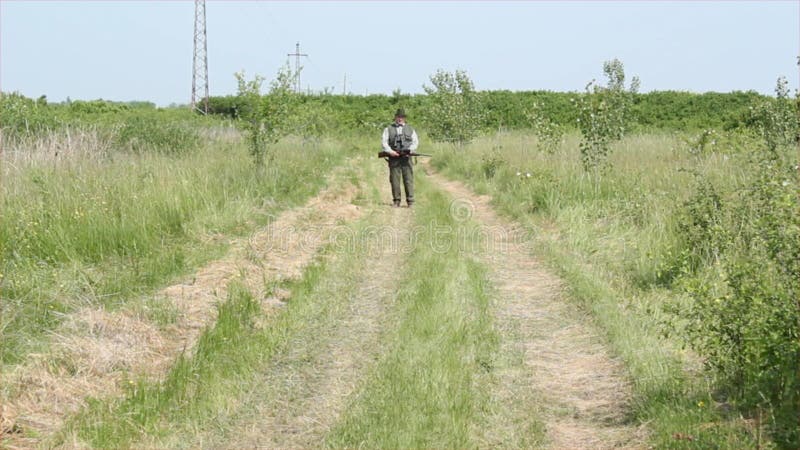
left=748, top=77, right=798, bottom=153
left=480, top=150, right=504, bottom=179
left=112, top=113, right=200, bottom=155
left=675, top=155, right=799, bottom=446
left=669, top=78, right=800, bottom=447
left=69, top=99, right=130, bottom=115
left=205, top=89, right=769, bottom=134
left=0, top=92, right=60, bottom=136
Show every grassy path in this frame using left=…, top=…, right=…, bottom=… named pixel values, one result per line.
left=164, top=167, right=412, bottom=449
left=425, top=165, right=643, bottom=449
left=140, top=161, right=506, bottom=449
left=10, top=155, right=645, bottom=449
left=325, top=174, right=498, bottom=448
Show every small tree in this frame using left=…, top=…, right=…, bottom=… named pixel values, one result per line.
left=748, top=76, right=797, bottom=154
left=235, top=70, right=266, bottom=165
left=526, top=102, right=564, bottom=154
left=235, top=65, right=297, bottom=166
left=423, top=69, right=483, bottom=145
left=574, top=59, right=639, bottom=172
left=263, top=64, right=297, bottom=144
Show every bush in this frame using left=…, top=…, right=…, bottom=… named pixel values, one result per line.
left=0, top=92, right=60, bottom=136
left=748, top=77, right=797, bottom=153
left=669, top=77, right=800, bottom=447
left=207, top=95, right=242, bottom=119
left=69, top=99, right=130, bottom=115
left=112, top=113, right=200, bottom=155
left=675, top=155, right=799, bottom=446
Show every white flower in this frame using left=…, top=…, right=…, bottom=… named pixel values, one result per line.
left=516, top=171, right=521, bottom=176
left=526, top=172, right=531, bottom=178
left=782, top=180, right=790, bottom=187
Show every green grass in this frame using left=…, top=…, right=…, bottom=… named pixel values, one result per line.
left=64, top=281, right=264, bottom=448
left=0, top=133, right=352, bottom=365
left=6, top=122, right=785, bottom=448
left=54, top=235, right=364, bottom=448
left=431, top=130, right=765, bottom=448
left=49, top=158, right=382, bottom=448
left=325, top=176, right=510, bottom=448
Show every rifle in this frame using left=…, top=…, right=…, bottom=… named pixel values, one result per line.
left=377, top=150, right=432, bottom=158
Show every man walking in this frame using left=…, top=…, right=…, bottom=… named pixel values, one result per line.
left=381, top=108, right=419, bottom=207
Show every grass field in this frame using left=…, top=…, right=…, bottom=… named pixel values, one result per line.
left=0, top=128, right=356, bottom=364
left=430, top=129, right=797, bottom=448
left=1, top=115, right=797, bottom=448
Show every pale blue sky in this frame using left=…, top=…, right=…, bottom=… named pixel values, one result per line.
left=1, top=1, right=798, bottom=106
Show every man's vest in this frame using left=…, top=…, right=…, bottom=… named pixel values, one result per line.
left=387, top=123, right=416, bottom=151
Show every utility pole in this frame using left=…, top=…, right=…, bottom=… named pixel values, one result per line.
left=287, top=42, right=307, bottom=93
left=343, top=73, right=347, bottom=95
left=191, top=0, right=209, bottom=114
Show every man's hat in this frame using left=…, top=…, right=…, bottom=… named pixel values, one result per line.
left=394, top=108, right=406, bottom=118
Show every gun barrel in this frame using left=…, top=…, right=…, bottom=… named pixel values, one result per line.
left=377, top=151, right=431, bottom=158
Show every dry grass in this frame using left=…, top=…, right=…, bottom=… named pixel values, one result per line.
left=1, top=127, right=112, bottom=171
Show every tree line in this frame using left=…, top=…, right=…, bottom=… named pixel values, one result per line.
left=206, top=85, right=771, bottom=133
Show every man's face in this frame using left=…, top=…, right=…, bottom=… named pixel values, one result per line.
left=394, top=116, right=406, bottom=125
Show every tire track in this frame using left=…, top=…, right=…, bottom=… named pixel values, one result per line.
left=426, top=166, right=643, bottom=449
left=169, top=164, right=412, bottom=449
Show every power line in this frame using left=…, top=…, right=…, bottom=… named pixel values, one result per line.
left=191, top=0, right=209, bottom=114
left=287, top=42, right=308, bottom=93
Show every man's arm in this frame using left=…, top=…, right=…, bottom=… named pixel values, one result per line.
left=381, top=128, right=392, bottom=152
left=409, top=129, right=419, bottom=151
left=381, top=128, right=399, bottom=157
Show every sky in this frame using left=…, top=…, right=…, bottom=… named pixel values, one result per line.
left=1, top=0, right=798, bottom=106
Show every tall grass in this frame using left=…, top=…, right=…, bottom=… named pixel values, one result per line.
left=53, top=182, right=379, bottom=448
left=0, top=130, right=352, bottom=365
left=431, top=130, right=767, bottom=448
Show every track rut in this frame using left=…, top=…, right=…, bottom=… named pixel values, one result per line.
left=426, top=166, right=643, bottom=449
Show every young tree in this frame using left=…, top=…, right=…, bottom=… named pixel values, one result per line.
left=574, top=59, right=639, bottom=172
left=526, top=102, right=564, bottom=154
left=423, top=69, right=483, bottom=145
left=749, top=76, right=797, bottom=154
left=235, top=65, right=297, bottom=166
